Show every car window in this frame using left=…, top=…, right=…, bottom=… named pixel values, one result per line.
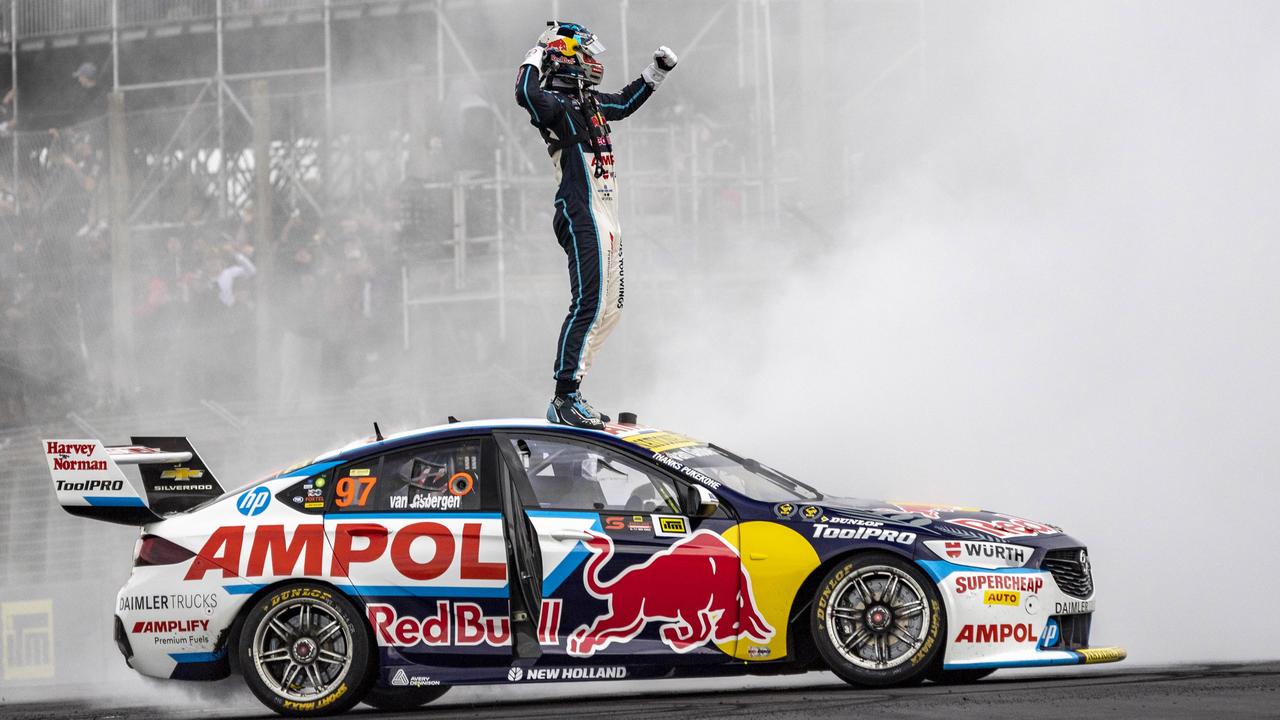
left=506, top=436, right=681, bottom=513
left=665, top=444, right=821, bottom=502
left=331, top=439, right=487, bottom=513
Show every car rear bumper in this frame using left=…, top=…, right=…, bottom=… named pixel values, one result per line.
left=114, top=565, right=241, bottom=681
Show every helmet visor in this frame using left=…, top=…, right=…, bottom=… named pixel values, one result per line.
left=579, top=34, right=606, bottom=55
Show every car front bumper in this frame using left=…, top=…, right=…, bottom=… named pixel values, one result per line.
left=917, top=559, right=1126, bottom=670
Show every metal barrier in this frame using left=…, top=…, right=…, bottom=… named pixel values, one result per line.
left=8, top=0, right=431, bottom=39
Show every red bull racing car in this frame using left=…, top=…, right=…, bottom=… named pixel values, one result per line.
left=44, top=419, right=1125, bottom=716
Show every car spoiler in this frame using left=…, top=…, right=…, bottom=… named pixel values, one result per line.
left=42, top=437, right=226, bottom=525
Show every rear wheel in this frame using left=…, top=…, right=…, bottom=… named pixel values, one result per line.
left=363, top=685, right=451, bottom=711
left=811, top=553, right=944, bottom=687
left=238, top=584, right=373, bottom=716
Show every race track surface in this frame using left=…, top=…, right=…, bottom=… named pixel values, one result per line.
left=3, top=663, right=1278, bottom=720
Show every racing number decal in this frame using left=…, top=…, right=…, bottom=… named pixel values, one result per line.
left=335, top=476, right=377, bottom=508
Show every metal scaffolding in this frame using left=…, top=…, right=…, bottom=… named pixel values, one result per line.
left=3, top=0, right=791, bottom=225
left=1, top=0, right=934, bottom=404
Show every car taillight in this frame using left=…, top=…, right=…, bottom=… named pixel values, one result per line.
left=134, top=535, right=195, bottom=567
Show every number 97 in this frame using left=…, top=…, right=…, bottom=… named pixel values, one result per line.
left=335, top=476, right=376, bottom=508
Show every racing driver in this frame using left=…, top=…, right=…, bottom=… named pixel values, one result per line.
left=516, top=21, right=678, bottom=429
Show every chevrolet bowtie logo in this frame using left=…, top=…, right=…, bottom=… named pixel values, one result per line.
left=160, top=467, right=204, bottom=481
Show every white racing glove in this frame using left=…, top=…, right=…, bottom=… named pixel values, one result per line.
left=642, top=45, right=678, bottom=88
left=654, top=46, right=679, bottom=71
left=522, top=45, right=546, bottom=70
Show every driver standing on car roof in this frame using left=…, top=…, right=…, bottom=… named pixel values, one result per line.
left=515, top=21, right=678, bottom=430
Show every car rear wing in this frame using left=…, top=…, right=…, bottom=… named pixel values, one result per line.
left=43, top=437, right=226, bottom=525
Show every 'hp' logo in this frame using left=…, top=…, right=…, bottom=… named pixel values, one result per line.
left=1038, top=618, right=1060, bottom=649
left=237, top=486, right=271, bottom=517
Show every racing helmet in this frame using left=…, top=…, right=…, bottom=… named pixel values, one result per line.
left=539, top=20, right=605, bottom=88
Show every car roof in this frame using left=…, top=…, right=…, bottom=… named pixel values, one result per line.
left=308, top=418, right=692, bottom=466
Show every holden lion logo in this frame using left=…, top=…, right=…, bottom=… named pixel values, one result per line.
left=566, top=530, right=774, bottom=657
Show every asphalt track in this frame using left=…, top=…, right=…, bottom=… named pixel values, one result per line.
left=3, top=663, right=1278, bottom=720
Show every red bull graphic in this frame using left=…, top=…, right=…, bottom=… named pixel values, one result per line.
left=367, top=599, right=563, bottom=648
left=545, top=37, right=577, bottom=56
left=882, top=502, right=977, bottom=519
left=566, top=530, right=774, bottom=657
left=948, top=514, right=1059, bottom=539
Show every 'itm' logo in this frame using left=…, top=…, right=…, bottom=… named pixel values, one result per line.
left=237, top=487, right=271, bottom=517
left=2, top=600, right=55, bottom=680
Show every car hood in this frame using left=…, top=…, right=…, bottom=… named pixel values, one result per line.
left=812, top=497, right=1079, bottom=548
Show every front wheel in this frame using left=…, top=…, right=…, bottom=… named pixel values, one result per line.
left=811, top=552, right=945, bottom=687
left=363, top=685, right=451, bottom=711
left=238, top=583, right=373, bottom=716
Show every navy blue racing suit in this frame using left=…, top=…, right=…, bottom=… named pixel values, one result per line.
left=515, top=62, right=657, bottom=389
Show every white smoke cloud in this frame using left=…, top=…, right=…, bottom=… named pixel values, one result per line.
left=614, top=1, right=1280, bottom=664
left=8, top=4, right=1279, bottom=712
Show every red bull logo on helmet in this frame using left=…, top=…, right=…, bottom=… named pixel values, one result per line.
left=566, top=530, right=774, bottom=657
left=545, top=37, right=578, bottom=57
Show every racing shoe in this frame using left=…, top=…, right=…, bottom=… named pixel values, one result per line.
left=547, top=392, right=608, bottom=429
left=570, top=391, right=611, bottom=424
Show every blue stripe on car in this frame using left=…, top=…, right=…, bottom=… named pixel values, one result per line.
left=278, top=460, right=343, bottom=478
left=916, top=559, right=1044, bottom=583
left=85, top=496, right=145, bottom=507
left=943, top=654, right=1080, bottom=670
left=170, top=649, right=227, bottom=663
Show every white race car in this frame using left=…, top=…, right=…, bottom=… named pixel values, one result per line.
left=45, top=420, right=1124, bottom=716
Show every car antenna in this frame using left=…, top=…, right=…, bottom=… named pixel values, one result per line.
left=448, top=415, right=460, bottom=424
left=373, top=422, right=384, bottom=441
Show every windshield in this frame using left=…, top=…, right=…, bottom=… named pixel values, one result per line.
left=661, top=444, right=821, bottom=502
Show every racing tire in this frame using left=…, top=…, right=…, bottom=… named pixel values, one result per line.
left=927, top=667, right=996, bottom=685
left=810, top=552, right=945, bottom=687
left=238, top=583, right=374, bottom=717
left=363, top=685, right=451, bottom=711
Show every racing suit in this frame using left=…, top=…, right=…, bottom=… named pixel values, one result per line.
left=515, top=60, right=659, bottom=391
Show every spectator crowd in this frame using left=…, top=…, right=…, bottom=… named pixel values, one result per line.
left=0, top=60, right=433, bottom=429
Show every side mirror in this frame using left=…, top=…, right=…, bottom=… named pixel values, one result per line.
left=684, top=484, right=720, bottom=518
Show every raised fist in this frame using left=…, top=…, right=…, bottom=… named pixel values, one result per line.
left=654, top=46, right=678, bottom=71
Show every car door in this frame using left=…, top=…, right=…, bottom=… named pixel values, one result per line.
left=323, top=437, right=513, bottom=671
left=495, top=431, right=741, bottom=666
